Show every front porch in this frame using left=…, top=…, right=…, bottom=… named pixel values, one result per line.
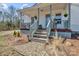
left=18, top=3, right=71, bottom=42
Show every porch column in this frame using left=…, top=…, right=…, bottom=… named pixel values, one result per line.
left=68, top=3, right=71, bottom=29
left=50, top=4, right=54, bottom=29
left=20, top=12, right=23, bottom=29
left=20, top=12, right=24, bottom=23
left=20, top=12, right=22, bottom=20
left=49, top=4, right=53, bottom=30
left=37, top=8, right=40, bottom=27
left=50, top=4, right=52, bottom=23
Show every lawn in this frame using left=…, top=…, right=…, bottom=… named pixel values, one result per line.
left=0, top=31, right=22, bottom=56
left=0, top=36, right=8, bottom=47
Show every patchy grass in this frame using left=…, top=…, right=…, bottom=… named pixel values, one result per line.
left=0, top=36, right=8, bottom=47
left=0, top=47, right=22, bottom=56
left=0, top=32, right=2, bottom=36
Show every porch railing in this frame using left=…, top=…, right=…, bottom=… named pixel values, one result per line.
left=63, top=20, right=70, bottom=29
left=29, top=20, right=38, bottom=40
left=46, top=20, right=51, bottom=42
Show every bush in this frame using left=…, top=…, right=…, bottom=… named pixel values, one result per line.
left=13, top=31, right=21, bottom=37
left=13, top=31, right=17, bottom=37
left=17, top=31, right=21, bottom=37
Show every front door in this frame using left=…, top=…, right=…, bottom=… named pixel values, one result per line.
left=54, top=13, right=61, bottom=29
left=46, top=14, right=51, bottom=28
left=31, top=17, right=35, bottom=24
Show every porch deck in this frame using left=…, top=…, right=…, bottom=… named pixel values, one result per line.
left=51, top=29, right=72, bottom=32
left=20, top=28, right=72, bottom=40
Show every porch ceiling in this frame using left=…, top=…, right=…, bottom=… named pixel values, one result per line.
left=19, top=3, right=67, bottom=16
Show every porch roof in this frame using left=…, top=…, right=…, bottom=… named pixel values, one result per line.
left=18, top=3, right=67, bottom=16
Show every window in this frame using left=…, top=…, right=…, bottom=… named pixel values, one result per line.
left=0, top=11, right=2, bottom=15
left=54, top=13, right=61, bottom=24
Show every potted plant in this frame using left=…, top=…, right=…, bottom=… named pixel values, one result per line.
left=64, top=11, right=68, bottom=17
left=64, top=13, right=68, bottom=17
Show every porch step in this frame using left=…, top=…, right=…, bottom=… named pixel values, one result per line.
left=37, top=29, right=47, bottom=32
left=35, top=31, right=47, bottom=35
left=32, top=29, right=48, bottom=42
left=32, top=37, right=47, bottom=41
left=33, top=34, right=47, bottom=38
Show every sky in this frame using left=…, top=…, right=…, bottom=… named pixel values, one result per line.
left=7, top=3, right=25, bottom=9
left=1, top=3, right=35, bottom=10
left=7, top=3, right=35, bottom=9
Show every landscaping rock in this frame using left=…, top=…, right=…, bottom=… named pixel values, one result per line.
left=65, top=41, right=73, bottom=47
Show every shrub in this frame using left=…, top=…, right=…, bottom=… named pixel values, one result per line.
left=13, top=31, right=17, bottom=37
left=17, top=31, right=21, bottom=37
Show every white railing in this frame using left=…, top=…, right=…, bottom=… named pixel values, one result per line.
left=63, top=20, right=70, bottom=29
left=30, top=20, right=38, bottom=40
left=54, top=20, right=70, bottom=29
left=46, top=20, right=51, bottom=42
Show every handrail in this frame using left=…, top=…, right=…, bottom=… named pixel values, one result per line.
left=46, top=20, right=51, bottom=42
left=30, top=20, right=38, bottom=40
left=47, top=20, right=51, bottom=28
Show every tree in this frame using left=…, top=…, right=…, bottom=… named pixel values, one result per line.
left=0, top=4, right=4, bottom=22
left=0, top=4, right=21, bottom=31
left=8, top=5, right=16, bottom=23
left=6, top=20, right=12, bottom=30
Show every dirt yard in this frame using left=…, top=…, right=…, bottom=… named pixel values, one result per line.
left=64, top=39, right=79, bottom=56
left=0, top=31, right=79, bottom=56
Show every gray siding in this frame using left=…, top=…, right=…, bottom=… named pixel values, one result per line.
left=71, top=4, right=79, bottom=31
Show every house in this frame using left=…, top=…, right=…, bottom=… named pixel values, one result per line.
left=18, top=3, right=79, bottom=42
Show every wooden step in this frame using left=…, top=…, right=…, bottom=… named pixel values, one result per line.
left=31, top=29, right=48, bottom=42
left=35, top=31, right=47, bottom=34
left=37, top=30, right=47, bottom=32
left=33, top=37, right=47, bottom=41
left=33, top=34, right=47, bottom=38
